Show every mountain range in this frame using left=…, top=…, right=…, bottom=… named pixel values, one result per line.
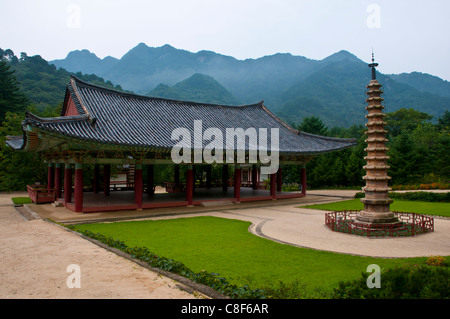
left=50, top=43, right=450, bottom=127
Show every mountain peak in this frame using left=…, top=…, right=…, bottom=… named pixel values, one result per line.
left=66, top=49, right=96, bottom=58
left=323, top=50, right=361, bottom=63
left=135, top=42, right=149, bottom=49
left=149, top=73, right=239, bottom=105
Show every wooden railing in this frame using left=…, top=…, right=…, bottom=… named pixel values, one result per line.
left=26, top=185, right=55, bottom=204
left=164, top=182, right=186, bottom=193
left=325, top=210, right=434, bottom=237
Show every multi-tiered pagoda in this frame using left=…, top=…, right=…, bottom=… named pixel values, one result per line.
left=356, top=55, right=399, bottom=225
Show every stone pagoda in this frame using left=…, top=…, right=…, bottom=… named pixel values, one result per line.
left=356, top=54, right=399, bottom=225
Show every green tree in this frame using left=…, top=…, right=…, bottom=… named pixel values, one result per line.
left=0, top=112, right=47, bottom=190
left=385, top=108, right=433, bottom=138
left=437, top=110, right=450, bottom=131
left=0, top=60, right=28, bottom=121
left=297, top=116, right=329, bottom=136
left=388, top=132, right=419, bottom=185
left=433, top=131, right=450, bottom=179
left=345, top=137, right=366, bottom=187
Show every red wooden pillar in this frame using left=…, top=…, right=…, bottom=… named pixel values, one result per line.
left=234, top=165, right=241, bottom=202
left=93, top=164, right=100, bottom=194
left=47, top=163, right=54, bottom=193
left=276, top=168, right=282, bottom=192
left=186, top=165, right=194, bottom=206
left=206, top=165, right=212, bottom=189
left=270, top=173, right=277, bottom=199
left=135, top=164, right=143, bottom=209
left=252, top=165, right=257, bottom=190
left=54, top=163, right=62, bottom=199
left=222, top=164, right=228, bottom=192
left=74, top=164, right=83, bottom=212
left=103, top=164, right=110, bottom=196
left=147, top=164, right=154, bottom=196
left=301, top=166, right=307, bottom=196
left=64, top=164, right=72, bottom=204
left=174, top=165, right=180, bottom=185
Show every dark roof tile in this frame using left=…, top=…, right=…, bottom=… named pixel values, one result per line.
left=21, top=76, right=357, bottom=154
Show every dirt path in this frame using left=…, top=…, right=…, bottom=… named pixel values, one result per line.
left=0, top=192, right=201, bottom=299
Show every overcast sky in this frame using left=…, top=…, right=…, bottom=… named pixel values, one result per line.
left=1, top=0, right=449, bottom=80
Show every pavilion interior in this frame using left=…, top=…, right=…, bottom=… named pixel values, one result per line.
left=41, top=163, right=306, bottom=213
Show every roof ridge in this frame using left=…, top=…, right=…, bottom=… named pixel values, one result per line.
left=259, top=104, right=300, bottom=134
left=298, top=130, right=357, bottom=142
left=25, top=111, right=90, bottom=123
left=69, top=75, right=263, bottom=108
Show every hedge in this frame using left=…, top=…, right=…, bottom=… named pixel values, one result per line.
left=332, top=264, right=449, bottom=299
left=355, top=192, right=450, bottom=202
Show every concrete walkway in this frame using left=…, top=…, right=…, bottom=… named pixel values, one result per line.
left=0, top=192, right=202, bottom=299
left=21, top=189, right=450, bottom=258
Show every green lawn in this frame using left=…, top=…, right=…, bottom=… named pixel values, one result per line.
left=303, top=199, right=450, bottom=217
left=74, top=216, right=432, bottom=296
left=11, top=197, right=32, bottom=205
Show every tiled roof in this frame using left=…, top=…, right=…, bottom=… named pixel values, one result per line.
left=11, top=76, right=357, bottom=154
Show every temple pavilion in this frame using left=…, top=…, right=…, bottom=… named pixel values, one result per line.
left=7, top=76, right=357, bottom=213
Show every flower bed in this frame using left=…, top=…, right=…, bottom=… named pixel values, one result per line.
left=392, top=182, right=449, bottom=190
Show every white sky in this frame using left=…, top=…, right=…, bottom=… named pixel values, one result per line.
left=1, top=0, right=450, bottom=80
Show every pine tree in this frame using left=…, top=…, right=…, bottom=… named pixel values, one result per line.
left=0, top=113, right=47, bottom=190
left=297, top=116, right=329, bottom=136
left=0, top=60, right=28, bottom=121
left=388, top=133, right=419, bottom=184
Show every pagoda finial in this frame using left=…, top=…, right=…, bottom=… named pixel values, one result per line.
left=368, top=50, right=379, bottom=80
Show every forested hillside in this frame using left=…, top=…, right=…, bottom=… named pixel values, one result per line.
left=51, top=43, right=450, bottom=127
left=1, top=48, right=125, bottom=115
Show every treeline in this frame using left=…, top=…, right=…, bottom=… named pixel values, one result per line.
left=0, top=48, right=126, bottom=117
left=283, top=110, right=449, bottom=189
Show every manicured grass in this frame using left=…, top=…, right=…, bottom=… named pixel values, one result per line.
left=74, top=216, right=431, bottom=295
left=303, top=199, right=450, bottom=217
left=11, top=197, right=32, bottom=205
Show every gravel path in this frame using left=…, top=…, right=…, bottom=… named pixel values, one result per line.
left=0, top=192, right=201, bottom=299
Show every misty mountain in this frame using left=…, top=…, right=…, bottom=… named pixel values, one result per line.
left=51, top=49, right=119, bottom=78
left=148, top=73, right=239, bottom=106
left=276, top=58, right=450, bottom=127
left=389, top=72, right=450, bottom=98
left=51, top=43, right=319, bottom=102
left=50, top=43, right=450, bottom=127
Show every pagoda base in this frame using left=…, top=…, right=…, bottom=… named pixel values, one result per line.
left=355, top=210, right=401, bottom=225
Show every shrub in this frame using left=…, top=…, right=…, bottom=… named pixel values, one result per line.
left=389, top=192, right=449, bottom=202
left=354, top=192, right=450, bottom=202
left=282, top=183, right=301, bottom=192
left=426, top=256, right=448, bottom=267
left=332, top=265, right=450, bottom=299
